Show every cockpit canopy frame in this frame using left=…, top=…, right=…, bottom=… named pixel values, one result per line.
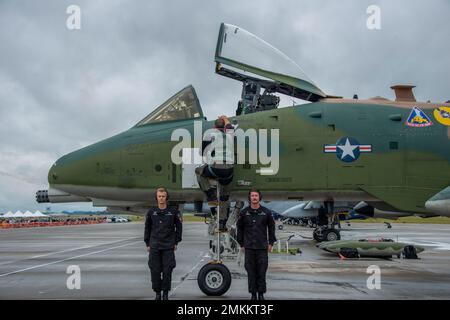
left=214, top=23, right=326, bottom=102
left=135, top=85, right=204, bottom=127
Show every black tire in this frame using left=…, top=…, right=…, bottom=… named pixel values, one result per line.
left=197, top=263, right=231, bottom=296
left=313, top=228, right=322, bottom=242
left=278, top=224, right=284, bottom=230
left=323, top=229, right=341, bottom=242
left=339, top=247, right=359, bottom=259
left=402, top=245, right=418, bottom=259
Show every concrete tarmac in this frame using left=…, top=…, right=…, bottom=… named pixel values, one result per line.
left=1, top=221, right=450, bottom=299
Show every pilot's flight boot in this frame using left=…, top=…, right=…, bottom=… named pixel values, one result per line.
left=162, top=291, right=169, bottom=300
left=155, top=292, right=161, bottom=300
left=206, top=188, right=218, bottom=205
left=251, top=293, right=257, bottom=300
left=195, top=165, right=218, bottom=203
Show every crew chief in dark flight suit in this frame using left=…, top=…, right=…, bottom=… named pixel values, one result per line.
left=237, top=189, right=276, bottom=300
left=144, top=187, right=182, bottom=300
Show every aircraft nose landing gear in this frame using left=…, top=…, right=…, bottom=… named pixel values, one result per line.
left=197, top=187, right=242, bottom=296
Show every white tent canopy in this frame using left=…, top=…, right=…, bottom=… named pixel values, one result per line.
left=33, top=211, right=48, bottom=217
left=1, top=210, right=49, bottom=219
left=33, top=210, right=48, bottom=217
left=1, top=211, right=15, bottom=218
left=23, top=211, right=34, bottom=217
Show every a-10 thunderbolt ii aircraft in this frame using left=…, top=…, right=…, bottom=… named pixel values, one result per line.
left=36, top=23, right=450, bottom=295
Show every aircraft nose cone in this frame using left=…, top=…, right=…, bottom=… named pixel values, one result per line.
left=282, top=208, right=294, bottom=218
left=353, top=201, right=374, bottom=217
left=48, top=162, right=60, bottom=184
left=353, top=201, right=367, bottom=211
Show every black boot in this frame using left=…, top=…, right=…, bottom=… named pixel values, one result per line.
left=155, top=292, right=161, bottom=300
left=162, top=291, right=169, bottom=300
left=251, top=293, right=257, bottom=300
left=258, top=292, right=265, bottom=300
left=206, top=189, right=218, bottom=203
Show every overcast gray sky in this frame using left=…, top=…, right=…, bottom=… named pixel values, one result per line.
left=0, top=0, right=449, bottom=212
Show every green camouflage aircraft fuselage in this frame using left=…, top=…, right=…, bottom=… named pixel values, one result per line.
left=44, top=98, right=450, bottom=216
left=37, top=22, right=450, bottom=217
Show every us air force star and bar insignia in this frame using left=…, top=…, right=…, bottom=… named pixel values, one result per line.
left=406, top=106, right=433, bottom=127
left=324, top=137, right=372, bottom=163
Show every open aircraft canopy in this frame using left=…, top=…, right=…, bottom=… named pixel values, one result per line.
left=215, top=23, right=326, bottom=101
left=135, top=85, right=204, bottom=127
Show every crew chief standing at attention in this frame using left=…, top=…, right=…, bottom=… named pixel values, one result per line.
left=144, top=187, right=182, bottom=300
left=237, top=189, right=276, bottom=300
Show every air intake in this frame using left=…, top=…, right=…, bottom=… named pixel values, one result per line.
left=390, top=85, right=416, bottom=102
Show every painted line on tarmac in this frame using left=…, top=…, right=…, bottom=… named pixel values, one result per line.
left=0, top=240, right=141, bottom=278
left=0, top=237, right=139, bottom=266
left=30, top=237, right=139, bottom=259
left=170, top=251, right=207, bottom=298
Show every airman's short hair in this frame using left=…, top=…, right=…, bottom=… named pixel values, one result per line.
left=154, top=187, right=169, bottom=201
left=248, top=189, right=262, bottom=201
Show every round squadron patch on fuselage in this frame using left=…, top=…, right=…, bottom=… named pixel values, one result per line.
left=433, top=107, right=450, bottom=126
